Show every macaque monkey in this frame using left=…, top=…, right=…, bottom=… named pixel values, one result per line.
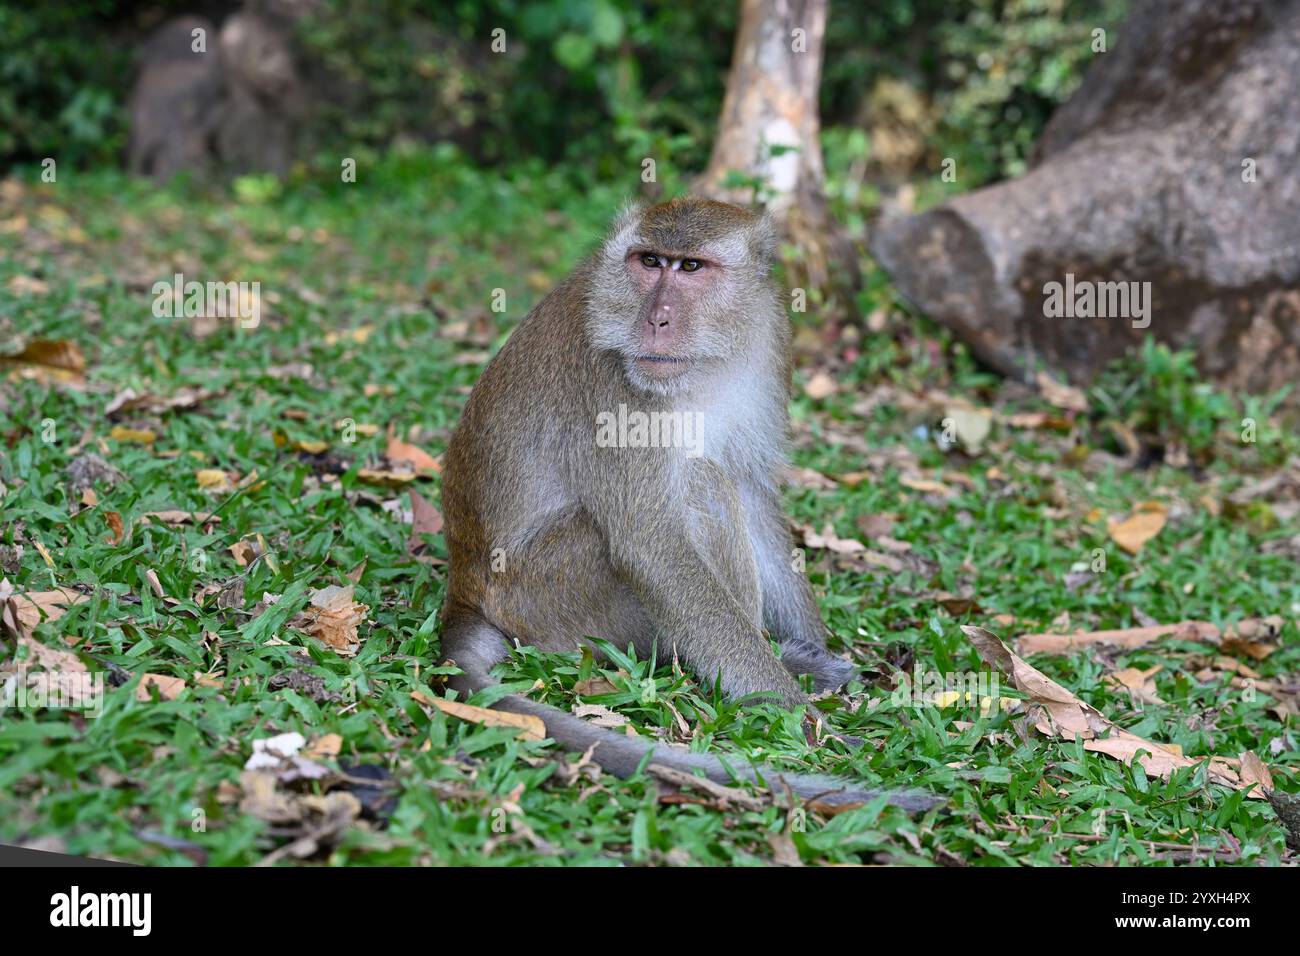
left=440, top=197, right=938, bottom=811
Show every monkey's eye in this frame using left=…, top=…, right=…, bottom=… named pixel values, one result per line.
left=680, top=259, right=702, bottom=272
left=640, top=253, right=661, bottom=268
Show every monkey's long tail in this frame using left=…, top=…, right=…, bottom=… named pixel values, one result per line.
left=450, top=649, right=943, bottom=814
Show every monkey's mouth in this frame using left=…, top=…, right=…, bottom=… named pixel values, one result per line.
left=633, top=354, right=690, bottom=379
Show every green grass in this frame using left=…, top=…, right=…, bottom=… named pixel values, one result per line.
left=1, top=148, right=1297, bottom=866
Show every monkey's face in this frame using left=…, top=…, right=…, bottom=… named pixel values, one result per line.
left=587, top=199, right=777, bottom=397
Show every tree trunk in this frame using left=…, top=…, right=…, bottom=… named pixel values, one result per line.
left=870, top=0, right=1300, bottom=399
left=699, top=0, right=857, bottom=302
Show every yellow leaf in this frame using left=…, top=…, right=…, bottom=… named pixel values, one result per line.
left=305, top=733, right=343, bottom=759
left=357, top=467, right=417, bottom=487
left=109, top=425, right=156, bottom=444
left=195, top=469, right=234, bottom=492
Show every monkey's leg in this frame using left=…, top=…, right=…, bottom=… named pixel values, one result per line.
left=587, top=477, right=806, bottom=708
left=740, top=479, right=857, bottom=692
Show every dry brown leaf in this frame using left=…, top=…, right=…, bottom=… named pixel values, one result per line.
left=238, top=770, right=300, bottom=824
left=796, top=522, right=865, bottom=555
left=334, top=419, right=380, bottom=437
left=295, top=584, right=369, bottom=657
left=144, top=568, right=165, bottom=598
left=573, top=702, right=629, bottom=728
left=407, top=488, right=444, bottom=549
left=1105, top=666, right=1165, bottom=705
left=229, top=536, right=266, bottom=568
left=411, top=689, right=545, bottom=740
left=834, top=470, right=873, bottom=488
left=346, top=558, right=367, bottom=583
left=873, top=535, right=912, bottom=554
left=960, top=625, right=1251, bottom=793
left=646, top=764, right=767, bottom=812
left=104, top=511, right=125, bottom=545
left=140, top=510, right=220, bottom=526
left=136, top=673, right=186, bottom=701
left=0, top=587, right=89, bottom=638
left=782, top=465, right=838, bottom=490
left=3, top=635, right=98, bottom=708
left=1221, top=616, right=1284, bottom=661
left=1017, top=620, right=1220, bottom=655
left=13, top=634, right=87, bottom=673
left=803, top=371, right=838, bottom=400
left=386, top=432, right=440, bottom=474
left=104, top=387, right=212, bottom=417
left=573, top=676, right=619, bottom=696
left=1035, top=371, right=1088, bottom=412
left=855, top=513, right=899, bottom=538
left=1, top=339, right=86, bottom=386
left=7, top=275, right=49, bottom=295
left=1240, top=751, right=1273, bottom=793
left=1107, top=501, right=1168, bottom=555
left=900, top=476, right=956, bottom=498
left=861, top=550, right=905, bottom=573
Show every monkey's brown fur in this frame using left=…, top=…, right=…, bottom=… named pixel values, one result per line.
left=440, top=197, right=939, bottom=811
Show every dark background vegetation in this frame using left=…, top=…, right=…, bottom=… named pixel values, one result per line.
left=1, top=0, right=1124, bottom=188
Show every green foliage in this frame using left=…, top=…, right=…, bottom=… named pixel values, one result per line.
left=297, top=0, right=735, bottom=184
left=1, top=0, right=1125, bottom=189
left=931, top=0, right=1129, bottom=182
left=825, top=0, right=1128, bottom=189
left=0, top=2, right=135, bottom=166
left=1092, top=338, right=1293, bottom=460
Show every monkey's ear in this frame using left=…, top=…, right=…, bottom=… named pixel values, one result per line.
left=749, top=213, right=779, bottom=268
left=610, top=200, right=645, bottom=236
left=602, top=200, right=646, bottom=262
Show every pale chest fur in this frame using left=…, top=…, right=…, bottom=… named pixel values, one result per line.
left=685, top=352, right=786, bottom=481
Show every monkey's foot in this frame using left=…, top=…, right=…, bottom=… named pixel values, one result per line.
left=778, top=639, right=858, bottom=693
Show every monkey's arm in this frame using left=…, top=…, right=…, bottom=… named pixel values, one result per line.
left=739, top=478, right=857, bottom=692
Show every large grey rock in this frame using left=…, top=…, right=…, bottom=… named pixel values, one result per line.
left=126, top=17, right=223, bottom=180
left=127, top=9, right=307, bottom=181
left=871, top=0, right=1300, bottom=397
